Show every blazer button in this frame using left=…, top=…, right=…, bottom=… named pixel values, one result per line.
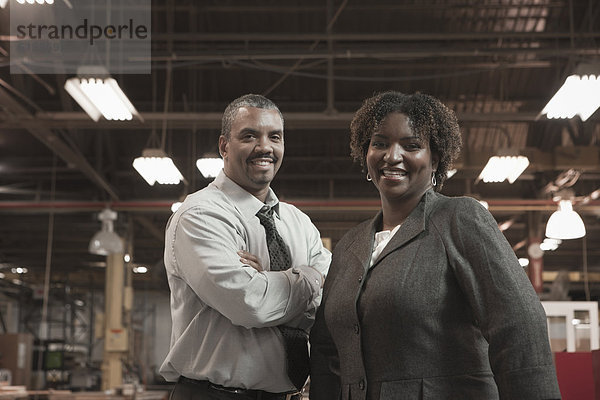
left=358, top=379, right=365, bottom=390
left=353, top=324, right=360, bottom=334
left=358, top=275, right=362, bottom=282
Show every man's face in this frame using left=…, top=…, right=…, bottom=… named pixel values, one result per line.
left=219, top=106, right=284, bottom=199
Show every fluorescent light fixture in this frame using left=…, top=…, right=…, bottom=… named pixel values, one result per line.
left=133, top=148, right=183, bottom=185
left=65, top=76, right=139, bottom=121
left=196, top=155, right=223, bottom=178
left=16, top=0, right=54, bottom=3
left=518, top=258, right=530, bottom=267
left=0, top=0, right=9, bottom=8
left=542, top=64, right=600, bottom=122
left=540, top=237, right=562, bottom=251
left=479, top=154, right=529, bottom=184
left=89, top=208, right=124, bottom=255
left=545, top=200, right=586, bottom=240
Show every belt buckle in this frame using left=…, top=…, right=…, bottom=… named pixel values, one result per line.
left=208, top=383, right=247, bottom=395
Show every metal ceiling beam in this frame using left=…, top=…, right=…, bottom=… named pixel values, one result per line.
left=152, top=3, right=567, bottom=13
left=151, top=32, right=600, bottom=42
left=146, top=46, right=600, bottom=62
left=0, top=87, right=120, bottom=201
left=0, top=89, right=167, bottom=244
left=2, top=199, right=600, bottom=213
left=132, top=216, right=165, bottom=244
left=3, top=111, right=550, bottom=131
left=150, top=60, right=553, bottom=71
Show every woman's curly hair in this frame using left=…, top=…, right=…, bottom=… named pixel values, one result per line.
left=349, top=91, right=462, bottom=191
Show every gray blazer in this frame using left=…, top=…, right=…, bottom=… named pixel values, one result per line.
left=310, top=190, right=561, bottom=400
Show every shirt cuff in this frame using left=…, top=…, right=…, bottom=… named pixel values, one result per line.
left=291, top=265, right=322, bottom=293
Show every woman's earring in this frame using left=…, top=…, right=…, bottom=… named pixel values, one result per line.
left=431, top=173, right=437, bottom=187
left=366, top=173, right=372, bottom=182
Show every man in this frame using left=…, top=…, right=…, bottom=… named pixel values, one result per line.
left=160, top=94, right=331, bottom=400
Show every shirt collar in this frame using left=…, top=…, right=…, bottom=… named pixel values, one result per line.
left=374, top=224, right=401, bottom=246
left=212, top=170, right=280, bottom=220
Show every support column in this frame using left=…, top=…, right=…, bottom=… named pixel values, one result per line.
left=101, top=252, right=128, bottom=391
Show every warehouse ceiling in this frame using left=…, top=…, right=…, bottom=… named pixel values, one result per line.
left=1, top=0, right=600, bottom=300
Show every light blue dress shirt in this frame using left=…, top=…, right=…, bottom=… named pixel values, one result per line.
left=160, top=171, right=331, bottom=393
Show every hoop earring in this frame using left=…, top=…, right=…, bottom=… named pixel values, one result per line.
left=431, top=173, right=437, bottom=187
left=366, top=173, right=372, bottom=182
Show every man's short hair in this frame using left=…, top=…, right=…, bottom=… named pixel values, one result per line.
left=221, top=94, right=284, bottom=139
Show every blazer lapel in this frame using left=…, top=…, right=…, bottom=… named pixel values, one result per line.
left=348, top=211, right=382, bottom=271
left=372, top=190, right=434, bottom=268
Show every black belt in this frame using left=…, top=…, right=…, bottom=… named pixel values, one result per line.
left=177, top=376, right=303, bottom=400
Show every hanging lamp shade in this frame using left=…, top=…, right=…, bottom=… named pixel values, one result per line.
left=89, top=208, right=124, bottom=255
left=545, top=200, right=586, bottom=240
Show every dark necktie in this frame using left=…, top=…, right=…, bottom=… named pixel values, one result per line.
left=256, top=206, right=310, bottom=391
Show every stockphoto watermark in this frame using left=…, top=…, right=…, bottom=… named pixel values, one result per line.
left=15, top=19, right=149, bottom=46
left=10, top=0, right=151, bottom=74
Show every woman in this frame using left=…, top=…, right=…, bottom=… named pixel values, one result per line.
left=309, top=91, right=560, bottom=400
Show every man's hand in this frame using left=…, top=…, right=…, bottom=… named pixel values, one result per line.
left=238, top=250, right=324, bottom=288
left=238, top=250, right=262, bottom=271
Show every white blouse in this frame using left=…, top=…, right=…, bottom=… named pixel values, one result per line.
left=370, top=224, right=401, bottom=267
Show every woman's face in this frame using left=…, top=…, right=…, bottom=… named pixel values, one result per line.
left=366, top=112, right=438, bottom=205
